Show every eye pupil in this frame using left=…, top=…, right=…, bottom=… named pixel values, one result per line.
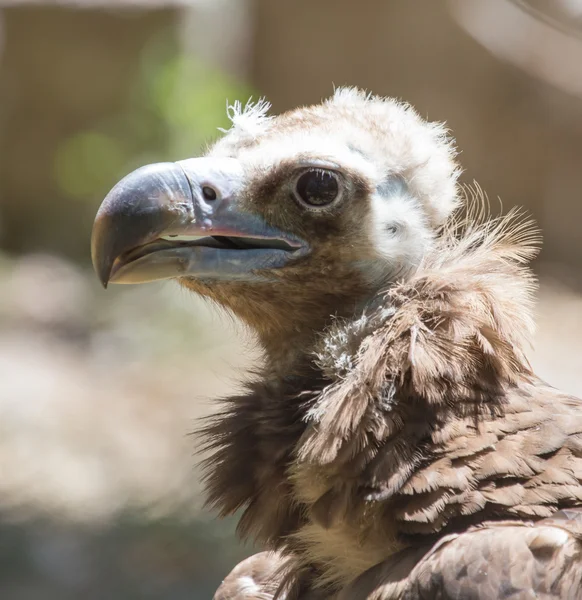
left=202, top=186, right=217, bottom=201
left=295, top=170, right=339, bottom=206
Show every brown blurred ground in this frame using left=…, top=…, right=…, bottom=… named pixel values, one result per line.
left=0, top=0, right=582, bottom=598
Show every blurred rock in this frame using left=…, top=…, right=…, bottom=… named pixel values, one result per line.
left=0, top=251, right=257, bottom=598
left=0, top=254, right=90, bottom=334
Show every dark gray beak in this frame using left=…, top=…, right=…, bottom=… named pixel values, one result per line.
left=91, top=157, right=305, bottom=287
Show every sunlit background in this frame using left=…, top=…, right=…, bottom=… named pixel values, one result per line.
left=0, top=0, right=582, bottom=597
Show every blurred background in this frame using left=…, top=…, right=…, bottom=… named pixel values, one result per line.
left=0, top=0, right=582, bottom=597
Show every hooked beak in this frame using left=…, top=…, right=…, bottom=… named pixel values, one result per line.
left=91, top=157, right=306, bottom=287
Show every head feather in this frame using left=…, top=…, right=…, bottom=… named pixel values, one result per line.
left=220, top=97, right=273, bottom=137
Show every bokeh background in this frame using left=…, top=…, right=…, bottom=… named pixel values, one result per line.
left=1, top=0, right=582, bottom=597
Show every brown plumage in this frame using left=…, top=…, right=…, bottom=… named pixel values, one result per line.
left=90, top=89, right=582, bottom=599
left=209, top=208, right=582, bottom=599
left=314, top=507, right=581, bottom=599
left=217, top=510, right=582, bottom=599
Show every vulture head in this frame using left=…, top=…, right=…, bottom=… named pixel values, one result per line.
left=92, top=88, right=459, bottom=364
left=93, top=89, right=582, bottom=600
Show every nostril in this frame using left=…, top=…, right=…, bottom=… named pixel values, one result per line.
left=202, top=186, right=218, bottom=201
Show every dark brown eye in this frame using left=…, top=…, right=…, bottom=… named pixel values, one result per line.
left=202, top=186, right=217, bottom=201
left=295, top=169, right=339, bottom=207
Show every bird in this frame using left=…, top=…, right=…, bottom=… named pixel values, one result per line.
left=91, top=88, right=582, bottom=599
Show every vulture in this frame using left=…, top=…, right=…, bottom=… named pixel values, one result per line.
left=91, top=88, right=582, bottom=599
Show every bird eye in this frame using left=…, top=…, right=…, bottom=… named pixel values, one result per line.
left=202, top=186, right=217, bottom=201
left=294, top=169, right=340, bottom=207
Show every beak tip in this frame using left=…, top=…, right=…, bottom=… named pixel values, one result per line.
left=91, top=242, right=112, bottom=290
left=95, top=266, right=111, bottom=289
